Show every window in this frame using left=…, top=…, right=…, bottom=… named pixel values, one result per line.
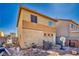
left=51, top=34, right=53, bottom=36
left=70, top=24, right=74, bottom=28
left=44, top=33, right=46, bottom=36
left=31, top=15, right=37, bottom=23
left=70, top=24, right=75, bottom=28
left=48, top=22, right=53, bottom=27
left=48, top=34, right=50, bottom=36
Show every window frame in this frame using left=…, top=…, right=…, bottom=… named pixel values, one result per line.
left=30, top=14, right=37, bottom=23
left=70, top=24, right=75, bottom=29
left=48, top=21, right=53, bottom=27
left=44, top=33, right=46, bottom=36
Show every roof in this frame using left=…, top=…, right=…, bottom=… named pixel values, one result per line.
left=58, top=19, right=79, bottom=25
left=16, top=6, right=58, bottom=27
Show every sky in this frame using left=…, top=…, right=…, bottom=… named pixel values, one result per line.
left=0, top=3, right=79, bottom=34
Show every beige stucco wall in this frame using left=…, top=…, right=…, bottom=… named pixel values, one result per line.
left=17, top=10, right=25, bottom=48
left=69, top=32, right=79, bottom=37
left=56, top=20, right=79, bottom=42
left=21, top=9, right=56, bottom=27
left=22, top=29, right=56, bottom=48
left=17, top=8, right=57, bottom=48
left=68, top=22, right=79, bottom=38
left=56, top=20, right=69, bottom=37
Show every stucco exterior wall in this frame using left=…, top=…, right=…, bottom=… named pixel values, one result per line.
left=17, top=9, right=25, bottom=48
left=69, top=32, right=79, bottom=38
left=68, top=22, right=79, bottom=38
left=56, top=20, right=69, bottom=37
left=21, top=9, right=56, bottom=27
left=17, top=7, right=57, bottom=48
left=22, top=29, right=56, bottom=48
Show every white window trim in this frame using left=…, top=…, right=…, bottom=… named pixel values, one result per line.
left=70, top=24, right=76, bottom=29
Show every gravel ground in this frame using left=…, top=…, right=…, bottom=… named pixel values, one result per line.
left=1, top=45, right=79, bottom=56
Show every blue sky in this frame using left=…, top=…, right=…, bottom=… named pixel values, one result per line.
left=0, top=3, right=79, bottom=34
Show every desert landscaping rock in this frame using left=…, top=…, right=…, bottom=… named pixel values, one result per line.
left=1, top=45, right=79, bottom=56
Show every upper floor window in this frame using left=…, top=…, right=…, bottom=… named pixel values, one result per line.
left=70, top=24, right=74, bottom=28
left=48, top=21, right=53, bottom=27
left=31, top=15, right=37, bottom=23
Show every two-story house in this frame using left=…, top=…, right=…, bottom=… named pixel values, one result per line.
left=56, top=19, right=79, bottom=48
left=17, top=6, right=57, bottom=48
